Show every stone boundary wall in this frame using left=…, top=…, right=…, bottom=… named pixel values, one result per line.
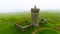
left=15, top=23, right=33, bottom=32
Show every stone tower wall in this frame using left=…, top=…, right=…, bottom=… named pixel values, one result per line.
left=31, top=7, right=39, bottom=26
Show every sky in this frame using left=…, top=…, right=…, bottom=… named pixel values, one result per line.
left=0, top=0, right=60, bottom=13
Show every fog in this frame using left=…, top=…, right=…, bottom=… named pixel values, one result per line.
left=0, top=0, right=60, bottom=13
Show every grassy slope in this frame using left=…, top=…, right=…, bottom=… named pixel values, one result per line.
left=36, top=29, right=58, bottom=34
left=0, top=12, right=35, bottom=34
left=0, top=11, right=60, bottom=34
left=0, top=22, right=35, bottom=34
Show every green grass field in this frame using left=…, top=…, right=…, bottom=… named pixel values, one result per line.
left=36, top=29, right=59, bottom=34
left=0, top=11, right=60, bottom=34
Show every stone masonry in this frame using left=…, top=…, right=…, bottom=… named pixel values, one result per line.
left=31, top=5, right=40, bottom=26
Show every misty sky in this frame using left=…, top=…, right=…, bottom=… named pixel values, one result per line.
left=0, top=0, right=60, bottom=13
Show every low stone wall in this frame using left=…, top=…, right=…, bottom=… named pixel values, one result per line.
left=15, top=23, right=33, bottom=32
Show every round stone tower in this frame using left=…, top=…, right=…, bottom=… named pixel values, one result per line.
left=31, top=5, right=40, bottom=26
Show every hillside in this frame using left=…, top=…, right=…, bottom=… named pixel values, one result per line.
left=0, top=11, right=60, bottom=34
